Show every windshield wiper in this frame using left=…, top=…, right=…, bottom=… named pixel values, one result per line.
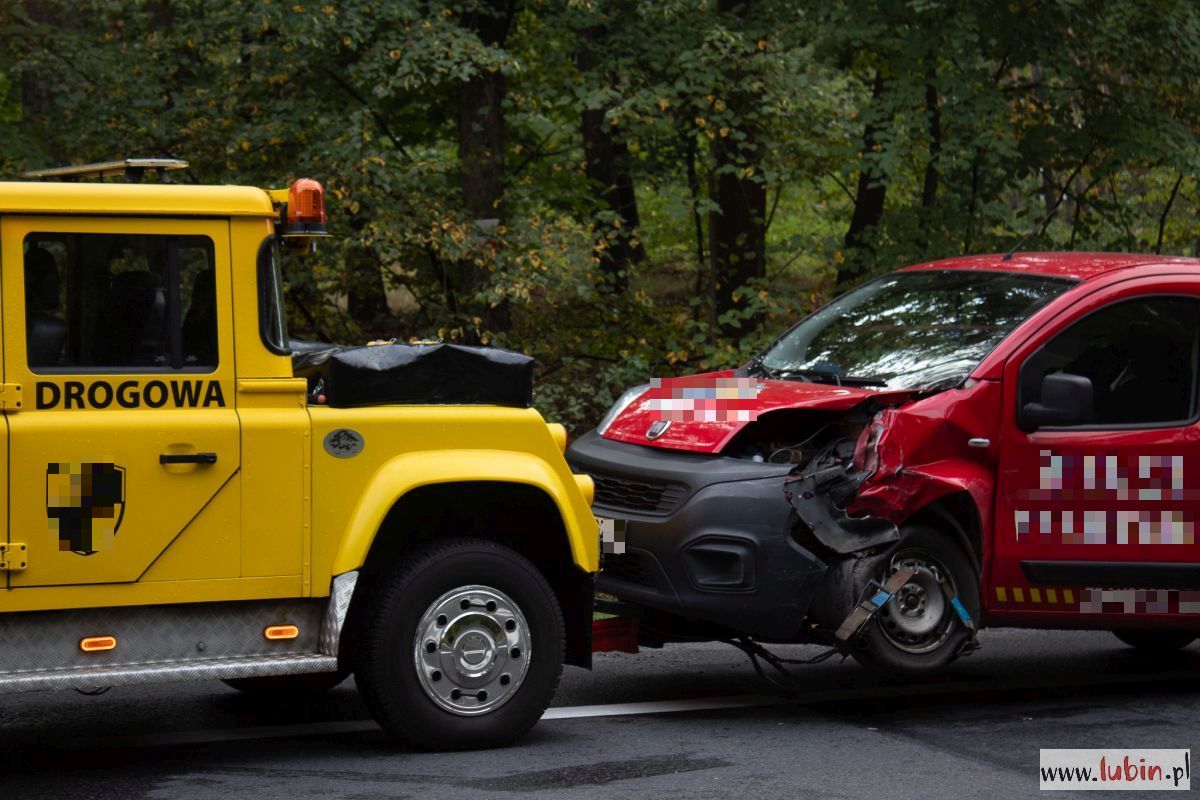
left=767, top=367, right=889, bottom=387
left=798, top=369, right=889, bottom=387
left=747, top=359, right=780, bottom=379
left=834, top=375, right=890, bottom=387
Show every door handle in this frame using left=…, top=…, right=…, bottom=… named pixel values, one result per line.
left=159, top=453, right=218, bottom=465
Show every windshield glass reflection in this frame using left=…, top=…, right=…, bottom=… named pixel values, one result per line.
left=758, top=270, right=1076, bottom=390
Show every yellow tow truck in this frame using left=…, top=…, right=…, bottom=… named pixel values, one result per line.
left=0, top=159, right=598, bottom=750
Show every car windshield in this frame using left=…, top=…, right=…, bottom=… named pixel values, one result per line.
left=756, top=269, right=1076, bottom=391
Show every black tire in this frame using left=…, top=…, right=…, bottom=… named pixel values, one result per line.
left=353, top=537, right=564, bottom=751
left=851, top=524, right=980, bottom=676
left=1112, top=630, right=1197, bottom=653
left=223, top=670, right=349, bottom=695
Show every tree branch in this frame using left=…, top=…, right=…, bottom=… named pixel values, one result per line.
left=322, top=68, right=414, bottom=163
left=825, top=171, right=856, bottom=204
left=1155, top=173, right=1184, bottom=255
left=762, top=179, right=783, bottom=238
left=1037, top=147, right=1094, bottom=237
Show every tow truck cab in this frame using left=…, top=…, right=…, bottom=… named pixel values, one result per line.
left=570, top=253, right=1200, bottom=673
left=0, top=160, right=598, bottom=750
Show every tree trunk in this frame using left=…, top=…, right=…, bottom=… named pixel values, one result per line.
left=917, top=66, right=941, bottom=254
left=684, top=134, right=708, bottom=325
left=841, top=70, right=888, bottom=285
left=344, top=239, right=389, bottom=335
left=1029, top=63, right=1058, bottom=216
left=578, top=20, right=644, bottom=294
left=709, top=139, right=766, bottom=327
left=18, top=1, right=58, bottom=160
left=1193, top=202, right=1200, bottom=259
left=709, top=0, right=766, bottom=334
left=963, top=148, right=981, bottom=252
left=920, top=71, right=940, bottom=213
left=457, top=0, right=514, bottom=333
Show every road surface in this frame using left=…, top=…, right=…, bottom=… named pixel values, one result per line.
left=0, top=628, right=1196, bottom=799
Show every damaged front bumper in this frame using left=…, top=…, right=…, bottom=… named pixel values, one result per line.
left=568, top=431, right=829, bottom=641
left=783, top=465, right=899, bottom=555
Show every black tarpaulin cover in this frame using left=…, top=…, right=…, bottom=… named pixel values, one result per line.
left=292, top=342, right=534, bottom=408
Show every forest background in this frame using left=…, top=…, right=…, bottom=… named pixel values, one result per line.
left=3, top=0, right=1198, bottom=433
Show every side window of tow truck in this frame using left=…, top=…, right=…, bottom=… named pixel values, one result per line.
left=23, top=233, right=217, bottom=372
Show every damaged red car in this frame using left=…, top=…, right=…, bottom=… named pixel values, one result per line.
left=568, top=252, right=1200, bottom=675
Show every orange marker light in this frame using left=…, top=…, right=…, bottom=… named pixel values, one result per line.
left=80, top=635, right=117, bottom=653
left=287, top=178, right=326, bottom=226
left=264, top=625, right=300, bottom=641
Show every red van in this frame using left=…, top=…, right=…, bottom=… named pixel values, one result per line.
left=568, top=253, right=1200, bottom=674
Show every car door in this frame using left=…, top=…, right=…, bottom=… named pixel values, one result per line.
left=3, top=215, right=241, bottom=589
left=992, top=276, right=1200, bottom=623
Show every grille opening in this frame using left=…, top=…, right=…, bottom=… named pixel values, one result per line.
left=602, top=551, right=655, bottom=587
left=590, top=473, right=686, bottom=514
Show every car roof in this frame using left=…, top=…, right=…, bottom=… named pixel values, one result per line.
left=0, top=181, right=276, bottom=218
left=899, top=251, right=1200, bottom=282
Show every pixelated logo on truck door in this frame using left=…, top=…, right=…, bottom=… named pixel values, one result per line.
left=46, top=462, right=126, bottom=555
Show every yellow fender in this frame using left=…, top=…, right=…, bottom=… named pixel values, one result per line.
left=331, top=449, right=598, bottom=575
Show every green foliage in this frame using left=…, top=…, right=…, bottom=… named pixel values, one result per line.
left=1, top=0, right=1198, bottom=434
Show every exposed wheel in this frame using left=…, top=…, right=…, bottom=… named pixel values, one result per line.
left=223, top=669, right=348, bottom=695
left=851, top=524, right=979, bottom=676
left=353, top=537, right=564, bottom=750
left=1112, top=630, right=1196, bottom=652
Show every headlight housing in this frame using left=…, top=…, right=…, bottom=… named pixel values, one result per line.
left=596, top=383, right=649, bottom=435
left=853, top=414, right=886, bottom=476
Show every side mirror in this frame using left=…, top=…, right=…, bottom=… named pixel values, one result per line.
left=1020, top=372, right=1094, bottom=430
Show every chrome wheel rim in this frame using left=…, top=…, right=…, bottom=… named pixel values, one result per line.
left=414, top=584, right=530, bottom=716
left=877, top=550, right=955, bottom=655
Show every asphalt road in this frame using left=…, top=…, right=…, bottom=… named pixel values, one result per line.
left=0, top=628, right=1196, bottom=799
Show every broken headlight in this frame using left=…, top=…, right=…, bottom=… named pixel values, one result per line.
left=597, top=383, right=650, bottom=435
left=852, top=415, right=885, bottom=477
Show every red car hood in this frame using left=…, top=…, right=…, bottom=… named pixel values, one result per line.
left=601, top=370, right=911, bottom=454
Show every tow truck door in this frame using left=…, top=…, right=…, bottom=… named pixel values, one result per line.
left=2, top=216, right=241, bottom=589
left=992, top=276, right=1200, bottom=622
left=0, top=241, right=7, bottom=583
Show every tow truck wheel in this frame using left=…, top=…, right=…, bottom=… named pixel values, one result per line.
left=353, top=537, right=564, bottom=750
left=1112, top=630, right=1197, bottom=652
left=223, top=670, right=349, bottom=695
left=851, top=524, right=979, bottom=676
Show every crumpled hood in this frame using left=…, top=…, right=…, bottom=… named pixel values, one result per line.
left=601, top=369, right=912, bottom=454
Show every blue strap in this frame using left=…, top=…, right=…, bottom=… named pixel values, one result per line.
left=869, top=590, right=891, bottom=608
left=950, top=596, right=973, bottom=626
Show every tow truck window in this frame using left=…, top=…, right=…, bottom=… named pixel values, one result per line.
left=1020, top=296, right=1200, bottom=427
left=23, top=233, right=216, bottom=372
left=257, top=238, right=290, bottom=355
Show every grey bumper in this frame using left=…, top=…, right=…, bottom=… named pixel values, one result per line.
left=568, top=430, right=827, bottom=640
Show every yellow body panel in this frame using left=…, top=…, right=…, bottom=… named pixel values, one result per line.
left=310, top=405, right=599, bottom=582
left=2, top=215, right=245, bottom=600
left=236, top=379, right=309, bottom=582
left=0, top=181, right=275, bottom=218
left=0, top=183, right=597, bottom=616
left=0, top=576, right=303, bottom=614
left=140, top=478, right=241, bottom=581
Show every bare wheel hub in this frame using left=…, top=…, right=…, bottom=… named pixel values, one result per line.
left=414, top=585, right=530, bottom=716
left=878, top=553, right=953, bottom=654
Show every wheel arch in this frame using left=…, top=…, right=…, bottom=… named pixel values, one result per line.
left=901, top=490, right=984, bottom=580
left=331, top=450, right=596, bottom=576
left=332, top=452, right=597, bottom=669
left=853, top=455, right=993, bottom=577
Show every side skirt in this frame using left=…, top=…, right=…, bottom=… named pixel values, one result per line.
left=0, top=571, right=357, bottom=694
